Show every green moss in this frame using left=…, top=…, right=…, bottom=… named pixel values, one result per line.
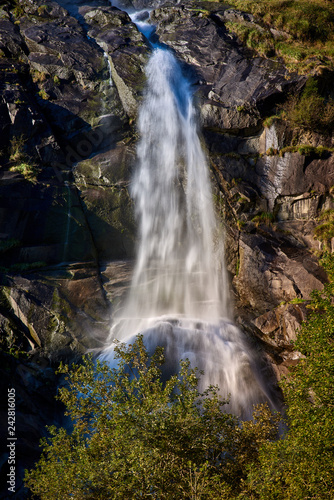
left=263, top=114, right=282, bottom=128
left=279, top=144, right=334, bottom=157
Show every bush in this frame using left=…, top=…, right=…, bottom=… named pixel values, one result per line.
left=226, top=0, right=334, bottom=72
left=242, top=253, right=334, bottom=499
left=25, top=336, right=280, bottom=500
left=282, top=78, right=334, bottom=132
left=314, top=209, right=334, bottom=251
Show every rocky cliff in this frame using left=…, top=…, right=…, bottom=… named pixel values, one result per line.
left=0, top=0, right=333, bottom=497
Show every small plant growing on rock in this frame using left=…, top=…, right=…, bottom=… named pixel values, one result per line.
left=263, top=114, right=282, bottom=128
left=266, top=147, right=278, bottom=156
left=282, top=78, right=334, bottom=133
left=31, top=70, right=48, bottom=84
left=9, top=135, right=26, bottom=163
left=38, top=89, right=50, bottom=100
left=37, top=5, right=49, bottom=16
left=252, top=211, right=274, bottom=227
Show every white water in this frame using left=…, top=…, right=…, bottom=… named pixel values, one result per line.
left=100, top=47, right=275, bottom=417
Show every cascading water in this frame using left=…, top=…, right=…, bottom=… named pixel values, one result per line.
left=100, top=45, right=275, bottom=417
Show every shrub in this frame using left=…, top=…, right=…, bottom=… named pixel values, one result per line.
left=9, top=135, right=26, bottom=163
left=252, top=211, right=274, bottom=226
left=282, top=78, right=334, bottom=133
left=25, top=336, right=280, bottom=500
left=243, top=253, right=334, bottom=499
left=314, top=209, right=334, bottom=251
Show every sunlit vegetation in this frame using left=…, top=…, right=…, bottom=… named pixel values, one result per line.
left=24, top=246, right=334, bottom=499
left=24, top=337, right=281, bottom=499
left=314, top=209, right=334, bottom=251
left=8, top=135, right=40, bottom=181
left=225, top=0, right=334, bottom=73
left=244, top=252, right=334, bottom=499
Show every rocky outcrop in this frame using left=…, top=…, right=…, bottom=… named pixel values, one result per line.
left=0, top=0, right=332, bottom=369
left=0, top=0, right=147, bottom=359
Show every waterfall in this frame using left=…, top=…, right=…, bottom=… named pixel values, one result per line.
left=62, top=180, right=71, bottom=263
left=100, top=47, right=275, bottom=417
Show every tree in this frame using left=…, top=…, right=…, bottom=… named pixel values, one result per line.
left=243, top=253, right=334, bottom=500
left=25, top=336, right=280, bottom=500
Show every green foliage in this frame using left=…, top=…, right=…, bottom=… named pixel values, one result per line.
left=252, top=211, right=274, bottom=226
left=263, top=114, right=282, bottom=128
left=9, top=134, right=26, bottom=163
left=225, top=21, right=275, bottom=58
left=9, top=162, right=38, bottom=181
left=314, top=209, right=334, bottom=250
left=38, top=88, right=50, bottom=100
left=279, top=144, right=334, bottom=157
left=227, top=0, right=334, bottom=41
left=282, top=78, right=334, bottom=133
left=242, top=253, right=334, bottom=499
left=25, top=336, right=280, bottom=500
left=226, top=0, right=334, bottom=72
left=31, top=70, right=48, bottom=83
left=8, top=135, right=40, bottom=182
left=0, top=238, right=20, bottom=254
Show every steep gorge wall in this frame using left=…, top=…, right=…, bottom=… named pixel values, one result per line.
left=0, top=1, right=333, bottom=495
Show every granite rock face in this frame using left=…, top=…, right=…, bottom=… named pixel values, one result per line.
left=0, top=1, right=333, bottom=495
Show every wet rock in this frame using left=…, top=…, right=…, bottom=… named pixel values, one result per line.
left=73, top=139, right=136, bottom=260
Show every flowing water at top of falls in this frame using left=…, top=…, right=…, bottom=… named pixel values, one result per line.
left=100, top=46, right=276, bottom=417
